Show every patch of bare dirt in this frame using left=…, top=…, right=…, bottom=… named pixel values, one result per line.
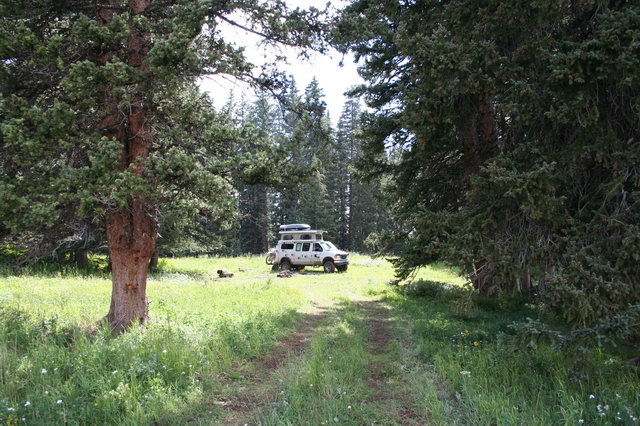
left=359, top=301, right=428, bottom=425
left=358, top=301, right=392, bottom=355
left=257, top=311, right=326, bottom=370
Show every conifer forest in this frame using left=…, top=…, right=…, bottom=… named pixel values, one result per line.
left=0, top=1, right=638, bottom=424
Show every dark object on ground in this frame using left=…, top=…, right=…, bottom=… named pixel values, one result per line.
left=217, top=269, right=234, bottom=278
left=630, top=357, right=640, bottom=366
left=277, top=270, right=294, bottom=278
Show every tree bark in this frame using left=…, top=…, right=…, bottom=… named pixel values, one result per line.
left=149, top=250, right=159, bottom=269
left=457, top=93, right=499, bottom=297
left=472, top=266, right=494, bottom=297
left=98, top=0, right=156, bottom=333
left=106, top=201, right=156, bottom=333
left=519, top=266, right=531, bottom=292
left=457, top=93, right=498, bottom=188
left=73, top=248, right=89, bottom=267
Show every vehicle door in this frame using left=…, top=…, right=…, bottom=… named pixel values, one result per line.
left=292, top=243, right=303, bottom=265
left=312, top=243, right=324, bottom=265
left=298, top=242, right=311, bottom=265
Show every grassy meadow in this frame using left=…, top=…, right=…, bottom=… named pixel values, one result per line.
left=0, top=255, right=638, bottom=425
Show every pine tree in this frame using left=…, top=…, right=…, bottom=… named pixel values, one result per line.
left=335, top=0, right=640, bottom=329
left=335, top=98, right=390, bottom=251
left=237, top=95, right=277, bottom=254
left=0, top=0, right=326, bottom=331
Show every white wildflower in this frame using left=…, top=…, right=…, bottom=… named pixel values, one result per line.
left=578, top=420, right=584, bottom=424
left=56, top=400, right=62, bottom=404
left=23, top=401, right=30, bottom=407
left=162, top=349, right=167, bottom=354
left=7, top=408, right=15, bottom=412
left=41, top=368, right=47, bottom=374
left=460, top=370, right=471, bottom=375
left=589, top=394, right=595, bottom=399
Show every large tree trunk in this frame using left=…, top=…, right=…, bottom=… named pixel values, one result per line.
left=457, top=93, right=498, bottom=187
left=149, top=250, right=159, bottom=269
left=457, top=94, right=499, bottom=296
left=98, top=0, right=155, bottom=332
left=106, top=201, right=156, bottom=333
left=257, top=185, right=269, bottom=253
left=73, top=248, right=89, bottom=266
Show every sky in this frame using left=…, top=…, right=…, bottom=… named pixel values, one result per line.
left=199, top=1, right=363, bottom=125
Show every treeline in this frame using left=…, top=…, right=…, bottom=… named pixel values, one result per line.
left=159, top=78, right=390, bottom=257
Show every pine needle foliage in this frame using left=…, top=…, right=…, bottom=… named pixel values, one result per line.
left=334, top=0, right=640, bottom=331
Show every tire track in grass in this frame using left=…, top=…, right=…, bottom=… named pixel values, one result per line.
left=216, top=305, right=328, bottom=425
left=358, top=300, right=429, bottom=425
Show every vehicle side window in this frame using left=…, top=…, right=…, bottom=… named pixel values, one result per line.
left=314, top=243, right=323, bottom=252
left=281, top=243, right=294, bottom=250
left=295, top=243, right=302, bottom=251
left=302, top=234, right=311, bottom=240
left=302, top=243, right=310, bottom=251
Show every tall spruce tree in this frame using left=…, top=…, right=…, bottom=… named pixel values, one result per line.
left=237, top=94, right=277, bottom=254
left=335, top=1, right=640, bottom=329
left=336, top=98, right=390, bottom=251
left=0, top=0, right=326, bottom=331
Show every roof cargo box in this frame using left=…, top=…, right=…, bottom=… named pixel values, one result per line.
left=279, top=224, right=311, bottom=231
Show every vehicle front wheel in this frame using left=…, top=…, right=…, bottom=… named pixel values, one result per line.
left=323, top=260, right=336, bottom=273
left=279, top=259, right=292, bottom=271
left=336, top=265, right=348, bottom=272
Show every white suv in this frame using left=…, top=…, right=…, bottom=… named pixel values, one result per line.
left=266, top=224, right=349, bottom=273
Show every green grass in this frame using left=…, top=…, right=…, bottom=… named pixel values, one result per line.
left=0, top=254, right=393, bottom=424
left=0, top=255, right=638, bottom=425
left=378, top=281, right=640, bottom=425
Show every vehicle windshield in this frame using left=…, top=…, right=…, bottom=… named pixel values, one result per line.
left=321, top=242, right=336, bottom=251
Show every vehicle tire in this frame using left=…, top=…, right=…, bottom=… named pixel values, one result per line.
left=337, top=265, right=348, bottom=272
left=279, top=259, right=292, bottom=271
left=323, top=260, right=336, bottom=273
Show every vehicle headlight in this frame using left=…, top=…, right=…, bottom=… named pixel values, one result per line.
left=333, top=255, right=339, bottom=259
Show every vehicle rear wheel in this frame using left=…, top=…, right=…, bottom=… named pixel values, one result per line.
left=336, top=265, right=348, bottom=272
left=279, top=259, right=292, bottom=271
left=323, top=260, right=336, bottom=273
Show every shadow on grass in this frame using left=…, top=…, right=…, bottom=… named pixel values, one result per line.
left=0, top=301, right=304, bottom=425
left=0, top=255, right=110, bottom=279
left=377, top=279, right=533, bottom=345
